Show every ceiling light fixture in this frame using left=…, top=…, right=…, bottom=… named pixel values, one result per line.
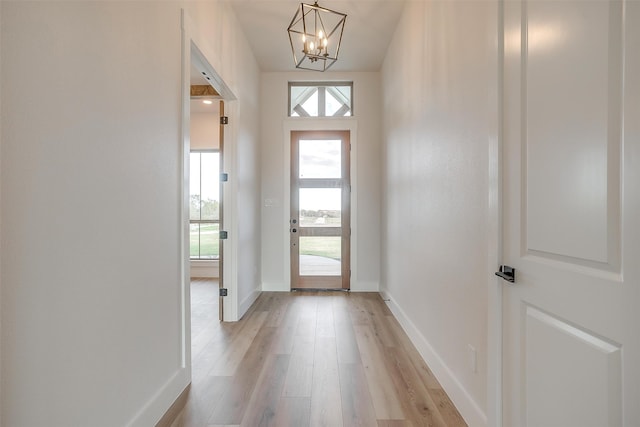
left=287, top=2, right=347, bottom=72
left=202, top=100, right=213, bottom=105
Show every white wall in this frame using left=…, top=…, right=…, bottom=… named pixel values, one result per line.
left=190, top=110, right=220, bottom=150
left=260, top=72, right=381, bottom=292
left=381, top=1, right=498, bottom=426
left=182, top=1, right=262, bottom=319
left=0, top=1, right=260, bottom=425
left=0, top=1, right=3, bottom=418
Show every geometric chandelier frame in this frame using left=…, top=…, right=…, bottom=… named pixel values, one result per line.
left=287, top=2, right=347, bottom=71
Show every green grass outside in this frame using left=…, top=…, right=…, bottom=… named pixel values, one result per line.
left=190, top=223, right=219, bottom=259
left=191, top=222, right=341, bottom=261
left=299, top=236, right=341, bottom=261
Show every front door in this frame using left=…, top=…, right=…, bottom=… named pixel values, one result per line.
left=501, top=1, right=639, bottom=425
left=290, top=130, right=350, bottom=289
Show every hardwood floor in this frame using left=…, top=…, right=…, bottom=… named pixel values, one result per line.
left=176, top=279, right=467, bottom=427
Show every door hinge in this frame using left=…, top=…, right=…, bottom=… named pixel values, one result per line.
left=219, top=288, right=228, bottom=297
left=220, top=230, right=228, bottom=240
left=220, top=173, right=228, bottom=182
left=220, top=116, right=229, bottom=125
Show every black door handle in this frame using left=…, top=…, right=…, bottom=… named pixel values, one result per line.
left=495, top=265, right=515, bottom=283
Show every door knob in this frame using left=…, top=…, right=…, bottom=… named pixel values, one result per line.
left=495, top=265, right=515, bottom=283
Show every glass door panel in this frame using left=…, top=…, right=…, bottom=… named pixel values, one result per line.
left=299, top=236, right=341, bottom=276
left=299, top=188, right=342, bottom=227
left=299, top=139, right=342, bottom=178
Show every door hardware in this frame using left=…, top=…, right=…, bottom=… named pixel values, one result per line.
left=495, top=265, right=516, bottom=283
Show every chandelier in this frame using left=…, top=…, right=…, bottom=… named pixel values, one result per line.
left=287, top=2, right=347, bottom=72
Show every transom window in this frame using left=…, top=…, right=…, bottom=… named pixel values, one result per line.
left=288, top=82, right=353, bottom=117
left=190, top=151, right=220, bottom=260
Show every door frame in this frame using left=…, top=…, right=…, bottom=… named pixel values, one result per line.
left=180, top=9, right=236, bottom=369
left=487, top=1, right=504, bottom=426
left=185, top=44, right=236, bottom=317
left=283, top=119, right=358, bottom=291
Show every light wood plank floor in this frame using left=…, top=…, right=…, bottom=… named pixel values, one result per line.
left=176, top=279, right=467, bottom=427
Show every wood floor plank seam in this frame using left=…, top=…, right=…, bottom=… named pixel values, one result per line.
left=178, top=283, right=467, bottom=427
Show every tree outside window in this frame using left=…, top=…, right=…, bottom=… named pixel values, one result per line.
left=190, top=151, right=220, bottom=259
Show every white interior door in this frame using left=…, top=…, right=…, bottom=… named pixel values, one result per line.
left=501, top=1, right=640, bottom=426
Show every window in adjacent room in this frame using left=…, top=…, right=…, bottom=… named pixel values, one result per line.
left=190, top=151, right=220, bottom=259
left=288, top=82, right=353, bottom=117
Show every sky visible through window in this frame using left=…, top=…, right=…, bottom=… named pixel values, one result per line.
left=299, top=139, right=342, bottom=212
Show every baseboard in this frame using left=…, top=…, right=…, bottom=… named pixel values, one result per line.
left=155, top=384, right=190, bottom=427
left=125, top=368, right=190, bottom=427
left=380, top=290, right=488, bottom=427
left=239, top=286, right=261, bottom=318
left=261, top=282, right=289, bottom=292
left=350, top=280, right=379, bottom=292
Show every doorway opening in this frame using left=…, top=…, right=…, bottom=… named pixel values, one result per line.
left=189, top=60, right=226, bottom=321
left=184, top=39, right=235, bottom=340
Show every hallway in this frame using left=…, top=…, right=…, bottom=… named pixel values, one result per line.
left=177, top=280, right=466, bottom=426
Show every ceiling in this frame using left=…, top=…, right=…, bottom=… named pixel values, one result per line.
left=191, top=65, right=211, bottom=86
left=228, top=0, right=406, bottom=72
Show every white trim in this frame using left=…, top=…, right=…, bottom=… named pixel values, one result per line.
left=180, top=6, right=192, bottom=374
left=487, top=1, right=504, bottom=425
left=239, top=286, right=262, bottom=318
left=222, top=100, right=239, bottom=321
left=184, top=12, right=238, bottom=322
left=129, top=8, right=240, bottom=427
left=262, top=282, right=289, bottom=292
left=191, top=44, right=235, bottom=101
left=350, top=281, right=379, bottom=292
left=0, top=1, right=3, bottom=419
left=381, top=290, right=488, bottom=427
left=282, top=118, right=358, bottom=290
left=128, top=10, right=196, bottom=426
left=125, top=368, right=189, bottom=427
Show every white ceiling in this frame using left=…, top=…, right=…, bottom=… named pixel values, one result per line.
left=191, top=65, right=211, bottom=86
left=228, top=0, right=406, bottom=72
